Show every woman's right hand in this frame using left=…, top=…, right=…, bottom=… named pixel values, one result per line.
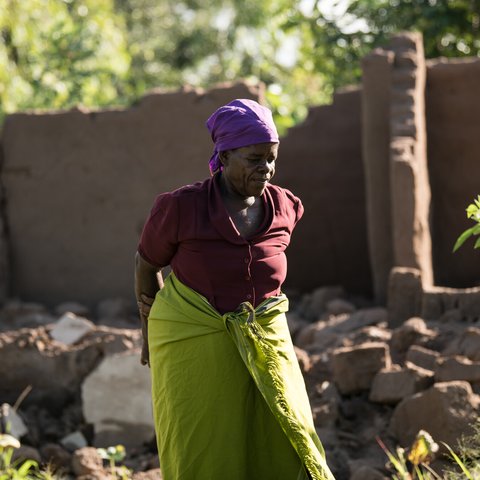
left=141, top=336, right=150, bottom=367
left=138, top=293, right=154, bottom=367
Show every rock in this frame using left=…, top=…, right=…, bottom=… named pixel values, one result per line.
left=438, top=308, right=463, bottom=323
left=297, top=286, right=345, bottom=321
left=311, top=382, right=340, bottom=427
left=87, top=327, right=140, bottom=356
left=435, top=356, right=480, bottom=383
left=326, top=299, right=356, bottom=316
left=133, top=468, right=163, bottom=480
left=390, top=317, right=436, bottom=352
left=55, top=302, right=90, bottom=318
left=343, top=326, right=392, bottom=348
left=40, top=443, right=72, bottom=471
left=82, top=351, right=154, bottom=448
left=297, top=307, right=389, bottom=352
left=369, top=363, right=434, bottom=404
left=286, top=312, right=309, bottom=340
left=332, top=342, right=391, bottom=394
left=350, top=465, right=387, bottom=480
left=294, top=322, right=324, bottom=350
left=444, top=327, right=480, bottom=361
left=316, top=427, right=339, bottom=451
left=405, top=345, right=440, bottom=371
left=50, top=312, right=95, bottom=345
left=0, top=403, right=28, bottom=439
left=294, top=346, right=312, bottom=373
left=342, top=308, right=388, bottom=331
left=387, top=267, right=422, bottom=327
left=0, top=328, right=103, bottom=400
left=72, top=447, right=104, bottom=477
left=11, top=445, right=42, bottom=464
left=60, top=431, right=88, bottom=452
left=310, top=321, right=342, bottom=351
left=390, top=381, right=479, bottom=447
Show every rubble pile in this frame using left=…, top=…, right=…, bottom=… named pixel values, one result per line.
left=1, top=288, right=479, bottom=480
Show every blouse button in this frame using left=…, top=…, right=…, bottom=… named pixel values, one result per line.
left=246, top=294, right=252, bottom=299
left=244, top=257, right=249, bottom=263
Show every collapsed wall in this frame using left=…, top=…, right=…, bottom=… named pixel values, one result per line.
left=0, top=83, right=262, bottom=307
left=426, top=57, right=480, bottom=288
left=275, top=87, right=372, bottom=296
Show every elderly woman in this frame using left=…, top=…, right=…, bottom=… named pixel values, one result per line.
left=134, top=99, right=334, bottom=480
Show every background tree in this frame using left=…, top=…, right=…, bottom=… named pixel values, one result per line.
left=0, top=0, right=130, bottom=123
left=0, top=0, right=479, bottom=131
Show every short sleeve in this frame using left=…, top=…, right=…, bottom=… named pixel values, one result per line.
left=282, top=188, right=304, bottom=228
left=138, top=193, right=179, bottom=268
left=293, top=197, right=304, bottom=226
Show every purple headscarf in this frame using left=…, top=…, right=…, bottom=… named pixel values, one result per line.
left=206, top=99, right=279, bottom=175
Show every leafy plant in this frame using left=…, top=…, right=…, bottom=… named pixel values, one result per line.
left=96, top=445, right=129, bottom=479
left=377, top=430, right=440, bottom=479
left=453, top=195, right=480, bottom=252
left=442, top=420, right=480, bottom=479
left=0, top=433, right=39, bottom=480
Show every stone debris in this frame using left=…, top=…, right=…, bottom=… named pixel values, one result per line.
left=294, top=346, right=312, bottom=374
left=405, top=344, right=440, bottom=371
left=390, top=317, right=436, bottom=352
left=39, top=442, right=72, bottom=470
left=390, top=381, right=479, bottom=447
left=60, top=431, right=89, bottom=452
left=369, top=363, right=434, bottom=404
left=72, top=447, right=105, bottom=477
left=0, top=403, right=28, bottom=439
left=434, top=355, right=480, bottom=383
left=50, top=312, right=95, bottom=345
left=332, top=342, right=391, bottom=395
left=82, top=351, right=154, bottom=448
left=326, top=298, right=356, bottom=316
left=0, top=279, right=479, bottom=480
left=11, top=445, right=42, bottom=464
left=443, top=327, right=480, bottom=361
left=297, top=286, right=345, bottom=321
left=350, top=465, right=388, bottom=480
left=286, top=312, right=309, bottom=340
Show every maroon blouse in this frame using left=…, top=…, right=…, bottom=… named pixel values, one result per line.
left=138, top=173, right=304, bottom=314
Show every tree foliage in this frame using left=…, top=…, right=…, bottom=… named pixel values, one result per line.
left=0, top=0, right=479, bottom=131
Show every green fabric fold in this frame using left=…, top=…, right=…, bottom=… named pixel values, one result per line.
left=148, top=273, right=335, bottom=480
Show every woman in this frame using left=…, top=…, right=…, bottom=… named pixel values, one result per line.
left=134, top=99, right=334, bottom=480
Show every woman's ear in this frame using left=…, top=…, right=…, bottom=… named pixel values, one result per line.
left=219, top=150, right=229, bottom=166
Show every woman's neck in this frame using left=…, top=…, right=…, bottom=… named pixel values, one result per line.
left=219, top=174, right=257, bottom=210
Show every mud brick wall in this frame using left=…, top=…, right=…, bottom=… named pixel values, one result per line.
left=0, top=84, right=262, bottom=307
left=274, top=87, right=372, bottom=296
left=426, top=58, right=480, bottom=288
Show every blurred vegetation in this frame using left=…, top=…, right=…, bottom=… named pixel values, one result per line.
left=0, top=0, right=479, bottom=133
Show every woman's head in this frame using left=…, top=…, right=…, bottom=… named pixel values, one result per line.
left=206, top=99, right=279, bottom=175
left=219, top=141, right=278, bottom=198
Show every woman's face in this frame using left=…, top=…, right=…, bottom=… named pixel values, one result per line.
left=220, top=142, right=278, bottom=198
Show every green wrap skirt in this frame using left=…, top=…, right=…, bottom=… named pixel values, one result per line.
left=148, top=273, right=335, bottom=480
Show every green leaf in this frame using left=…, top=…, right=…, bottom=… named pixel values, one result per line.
left=474, top=237, right=480, bottom=249
left=453, top=226, right=476, bottom=252
left=441, top=442, right=473, bottom=480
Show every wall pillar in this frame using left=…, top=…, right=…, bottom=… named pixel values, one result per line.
left=389, top=32, right=433, bottom=287
left=361, top=49, right=394, bottom=303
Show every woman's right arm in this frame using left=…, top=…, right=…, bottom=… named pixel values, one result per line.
left=134, top=252, right=163, bottom=366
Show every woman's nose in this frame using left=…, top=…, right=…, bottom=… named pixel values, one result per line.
left=257, top=160, right=273, bottom=173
